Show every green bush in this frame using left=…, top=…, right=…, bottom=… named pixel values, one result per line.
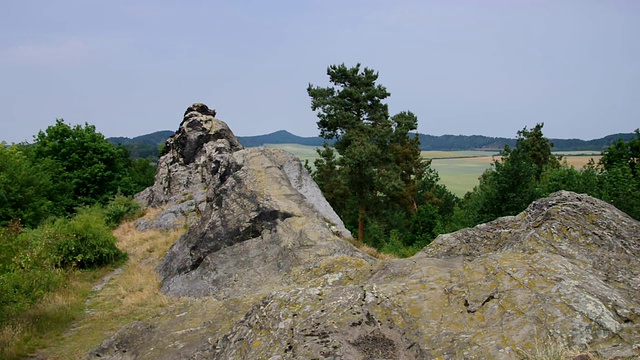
left=0, top=225, right=64, bottom=324
left=0, top=206, right=127, bottom=327
left=104, top=195, right=143, bottom=229
left=0, top=145, right=55, bottom=228
left=52, top=207, right=127, bottom=269
left=381, top=230, right=422, bottom=258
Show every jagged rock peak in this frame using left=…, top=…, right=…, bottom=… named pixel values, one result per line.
left=167, top=102, right=243, bottom=165
left=183, top=102, right=216, bottom=117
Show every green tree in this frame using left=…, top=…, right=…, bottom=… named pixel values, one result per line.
left=0, top=144, right=54, bottom=227
left=458, top=123, right=560, bottom=225
left=308, top=64, right=427, bottom=243
left=596, top=130, right=640, bottom=219
left=514, top=123, right=560, bottom=179
left=312, top=144, right=350, bottom=217
left=600, top=129, right=640, bottom=177
left=32, top=119, right=135, bottom=213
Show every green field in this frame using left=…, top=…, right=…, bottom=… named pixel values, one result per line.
left=263, top=144, right=601, bottom=197
left=263, top=143, right=321, bottom=165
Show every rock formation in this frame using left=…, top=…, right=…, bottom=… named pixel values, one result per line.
left=91, top=104, right=640, bottom=359
left=134, top=103, right=243, bottom=230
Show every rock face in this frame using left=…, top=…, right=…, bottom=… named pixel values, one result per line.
left=157, top=145, right=362, bottom=299
left=92, top=104, right=640, bottom=359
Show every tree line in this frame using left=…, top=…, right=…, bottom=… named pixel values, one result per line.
left=307, top=63, right=640, bottom=256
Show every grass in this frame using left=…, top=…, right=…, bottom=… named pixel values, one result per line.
left=25, top=211, right=184, bottom=359
left=0, top=204, right=132, bottom=359
left=421, top=150, right=497, bottom=159
left=0, top=268, right=112, bottom=359
left=430, top=156, right=497, bottom=196
left=350, top=240, right=397, bottom=260
left=516, top=335, right=600, bottom=360
left=263, top=143, right=321, bottom=166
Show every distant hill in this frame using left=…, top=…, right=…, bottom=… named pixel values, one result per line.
left=108, top=130, right=174, bottom=160
left=108, top=130, right=174, bottom=146
left=238, top=130, right=635, bottom=152
left=551, top=133, right=637, bottom=151
left=417, top=132, right=636, bottom=151
left=237, top=130, right=327, bottom=147
left=108, top=130, right=636, bottom=159
left=417, top=134, right=515, bottom=151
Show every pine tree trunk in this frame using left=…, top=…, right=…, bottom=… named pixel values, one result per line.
left=358, top=203, right=365, bottom=243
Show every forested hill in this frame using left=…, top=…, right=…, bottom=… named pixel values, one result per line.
left=108, top=130, right=174, bottom=146
left=107, top=130, right=636, bottom=158
left=418, top=132, right=637, bottom=151
left=108, top=130, right=174, bottom=159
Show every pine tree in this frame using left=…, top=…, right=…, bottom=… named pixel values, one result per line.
left=308, top=64, right=426, bottom=243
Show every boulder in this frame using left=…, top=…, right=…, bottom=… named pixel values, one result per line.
left=92, top=104, right=640, bottom=359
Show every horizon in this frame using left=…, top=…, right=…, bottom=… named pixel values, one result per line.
left=3, top=122, right=637, bottom=145
left=106, top=127, right=635, bottom=143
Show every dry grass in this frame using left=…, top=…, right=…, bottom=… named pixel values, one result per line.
left=516, top=335, right=601, bottom=360
left=564, top=155, right=601, bottom=169
left=34, top=218, right=184, bottom=359
left=350, top=240, right=397, bottom=260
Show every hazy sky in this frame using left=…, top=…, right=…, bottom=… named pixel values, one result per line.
left=1, top=0, right=638, bottom=144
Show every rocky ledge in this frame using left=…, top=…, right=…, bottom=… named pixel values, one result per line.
left=91, top=104, right=640, bottom=359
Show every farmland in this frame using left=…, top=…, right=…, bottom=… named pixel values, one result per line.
left=265, top=144, right=601, bottom=197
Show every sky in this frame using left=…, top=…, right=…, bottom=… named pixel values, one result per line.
left=0, top=0, right=638, bottom=144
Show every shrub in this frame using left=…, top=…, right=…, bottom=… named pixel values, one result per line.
left=381, top=230, right=415, bottom=258
left=0, top=225, right=64, bottom=325
left=51, top=207, right=127, bottom=269
left=0, top=145, right=54, bottom=228
left=104, top=195, right=143, bottom=229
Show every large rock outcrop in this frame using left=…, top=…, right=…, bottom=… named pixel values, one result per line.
left=157, top=145, right=363, bottom=299
left=91, top=104, right=640, bottom=359
left=134, top=103, right=244, bottom=230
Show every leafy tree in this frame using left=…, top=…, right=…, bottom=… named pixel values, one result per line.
left=542, top=131, right=640, bottom=220
left=595, top=130, right=640, bottom=219
left=308, top=64, right=427, bottom=243
left=599, top=129, right=640, bottom=177
left=0, top=144, right=54, bottom=227
left=538, top=160, right=599, bottom=196
left=31, top=119, right=137, bottom=213
left=514, top=123, right=560, bottom=179
left=457, top=123, right=560, bottom=225
left=415, top=166, right=458, bottom=220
